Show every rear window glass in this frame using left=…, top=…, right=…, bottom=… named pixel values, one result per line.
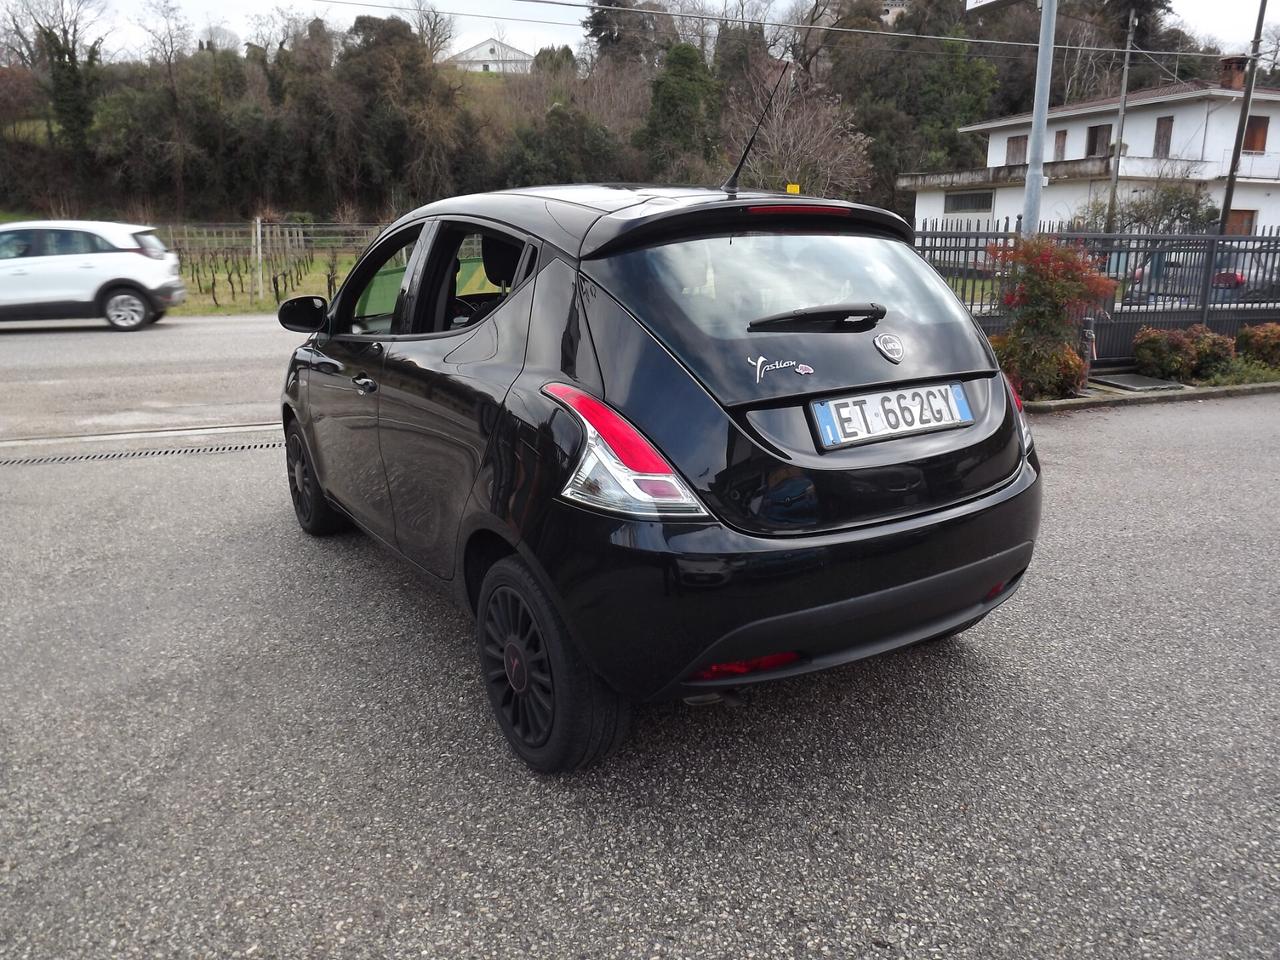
left=588, top=231, right=972, bottom=341
left=135, top=232, right=167, bottom=254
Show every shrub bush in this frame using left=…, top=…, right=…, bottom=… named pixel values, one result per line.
left=1186, top=324, right=1235, bottom=378
left=1133, top=325, right=1237, bottom=381
left=1237, top=323, right=1280, bottom=368
left=1001, top=340, right=1086, bottom=400
left=986, top=236, right=1115, bottom=400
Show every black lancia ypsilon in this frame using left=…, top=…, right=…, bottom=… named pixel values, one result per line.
left=278, top=186, right=1042, bottom=772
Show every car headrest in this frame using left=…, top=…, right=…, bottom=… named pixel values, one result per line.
left=482, top=235, right=522, bottom=287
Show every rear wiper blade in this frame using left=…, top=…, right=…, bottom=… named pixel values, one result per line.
left=747, top=302, right=887, bottom=331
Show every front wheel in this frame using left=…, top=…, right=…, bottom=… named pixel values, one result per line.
left=285, top=421, right=348, bottom=535
left=476, top=556, right=630, bottom=772
left=102, top=288, right=153, bottom=330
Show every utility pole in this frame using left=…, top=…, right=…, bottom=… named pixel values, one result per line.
left=1021, top=0, right=1059, bottom=236
left=1104, top=8, right=1137, bottom=234
left=1220, top=0, right=1269, bottom=235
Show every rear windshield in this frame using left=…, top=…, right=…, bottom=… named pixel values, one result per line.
left=587, top=230, right=972, bottom=340
left=134, top=231, right=167, bottom=254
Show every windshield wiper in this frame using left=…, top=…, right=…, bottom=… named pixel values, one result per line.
left=747, top=302, right=887, bottom=332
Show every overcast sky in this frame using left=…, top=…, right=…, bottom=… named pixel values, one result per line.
left=105, top=0, right=1266, bottom=64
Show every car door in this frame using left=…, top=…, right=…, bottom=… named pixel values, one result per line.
left=40, top=229, right=106, bottom=308
left=378, top=219, right=538, bottom=578
left=305, top=222, right=429, bottom=544
left=0, top=229, right=56, bottom=317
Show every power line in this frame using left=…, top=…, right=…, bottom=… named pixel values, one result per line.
left=513, top=0, right=1230, bottom=59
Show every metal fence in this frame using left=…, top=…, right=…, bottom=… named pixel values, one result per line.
left=916, top=220, right=1280, bottom=362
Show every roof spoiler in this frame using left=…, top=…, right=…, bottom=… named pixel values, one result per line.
left=579, top=197, right=914, bottom=258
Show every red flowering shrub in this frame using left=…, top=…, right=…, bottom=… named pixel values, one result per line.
left=1237, top=323, right=1280, bottom=368
left=1186, top=324, right=1235, bottom=378
left=986, top=236, right=1116, bottom=400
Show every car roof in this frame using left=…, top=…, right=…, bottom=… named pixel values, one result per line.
left=392, top=184, right=913, bottom=258
left=0, top=220, right=154, bottom=234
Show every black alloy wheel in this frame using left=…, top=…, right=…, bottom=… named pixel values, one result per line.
left=481, top=585, right=555, bottom=747
left=284, top=421, right=347, bottom=535
left=475, top=557, right=630, bottom=772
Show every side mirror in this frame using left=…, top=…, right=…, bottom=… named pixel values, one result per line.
left=279, top=296, right=328, bottom=333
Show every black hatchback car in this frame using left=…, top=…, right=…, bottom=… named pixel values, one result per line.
left=278, top=186, right=1042, bottom=772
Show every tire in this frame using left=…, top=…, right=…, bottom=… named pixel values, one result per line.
left=101, top=287, right=153, bottom=330
left=150, top=311, right=166, bottom=324
left=284, top=421, right=348, bottom=535
left=476, top=556, right=630, bottom=772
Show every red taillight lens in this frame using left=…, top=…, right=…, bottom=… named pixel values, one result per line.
left=1003, top=372, right=1033, bottom=453
left=746, top=204, right=852, bottom=217
left=543, top=383, right=668, bottom=473
left=542, top=382, right=707, bottom=518
left=1211, top=271, right=1246, bottom=289
left=984, top=581, right=1007, bottom=602
left=691, top=651, right=800, bottom=681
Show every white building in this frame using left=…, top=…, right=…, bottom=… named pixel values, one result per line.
left=446, top=38, right=534, bottom=74
left=898, top=58, right=1280, bottom=233
left=880, top=0, right=909, bottom=24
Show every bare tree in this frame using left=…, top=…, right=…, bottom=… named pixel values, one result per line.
left=408, top=0, right=452, bottom=62
left=199, top=23, right=240, bottom=52
left=724, top=63, right=871, bottom=198
left=1265, top=22, right=1280, bottom=73
left=140, top=0, right=192, bottom=213
left=4, top=0, right=105, bottom=68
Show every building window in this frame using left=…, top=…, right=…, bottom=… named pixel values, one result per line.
left=489, top=46, right=496, bottom=54
left=1086, top=124, right=1113, bottom=157
left=1053, top=130, right=1067, bottom=162
left=1154, top=116, right=1173, bottom=158
left=482, top=63, right=490, bottom=72
left=944, top=191, right=995, bottom=214
left=1005, top=135, right=1028, bottom=166
left=1244, top=116, right=1269, bottom=153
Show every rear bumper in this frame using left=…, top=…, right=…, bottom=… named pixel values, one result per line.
left=151, top=281, right=186, bottom=307
left=529, top=454, right=1043, bottom=702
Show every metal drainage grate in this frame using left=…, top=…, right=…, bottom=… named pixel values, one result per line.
left=0, top=440, right=285, bottom=467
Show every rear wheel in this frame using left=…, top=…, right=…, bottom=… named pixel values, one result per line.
left=476, top=556, right=630, bottom=772
left=285, top=421, right=348, bottom=535
left=102, top=288, right=152, bottom=330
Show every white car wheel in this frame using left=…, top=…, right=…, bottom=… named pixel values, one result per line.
left=103, top=291, right=152, bottom=330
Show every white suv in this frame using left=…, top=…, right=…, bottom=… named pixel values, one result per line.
left=0, top=221, right=186, bottom=330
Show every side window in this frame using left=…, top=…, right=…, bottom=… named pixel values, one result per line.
left=45, top=230, right=97, bottom=256
left=339, top=226, right=423, bottom=336
left=412, top=225, right=530, bottom=334
left=0, top=230, right=39, bottom=260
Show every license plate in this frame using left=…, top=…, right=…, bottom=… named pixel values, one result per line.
left=811, top=383, right=973, bottom=449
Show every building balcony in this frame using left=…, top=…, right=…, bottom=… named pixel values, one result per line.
left=896, top=155, right=1226, bottom=192
left=1227, top=150, right=1280, bottom=180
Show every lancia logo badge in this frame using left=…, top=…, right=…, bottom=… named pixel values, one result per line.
left=874, top=334, right=905, bottom=364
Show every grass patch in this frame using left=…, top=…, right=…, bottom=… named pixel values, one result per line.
left=1196, top=357, right=1280, bottom=387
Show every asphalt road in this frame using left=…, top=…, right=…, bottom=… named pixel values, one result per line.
left=1, top=390, right=1278, bottom=956
left=0, top=315, right=301, bottom=441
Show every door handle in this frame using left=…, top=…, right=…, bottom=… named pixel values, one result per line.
left=352, top=375, right=377, bottom=396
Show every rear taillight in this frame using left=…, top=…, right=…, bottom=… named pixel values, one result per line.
left=1004, top=373, right=1033, bottom=453
left=691, top=651, right=800, bottom=681
left=1212, top=271, right=1246, bottom=289
left=542, top=383, right=707, bottom=519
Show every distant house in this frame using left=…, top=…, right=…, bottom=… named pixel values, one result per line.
left=880, top=0, right=909, bottom=24
left=897, top=57, right=1280, bottom=233
left=446, top=38, right=534, bottom=74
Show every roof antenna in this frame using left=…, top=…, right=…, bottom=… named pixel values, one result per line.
left=721, top=62, right=789, bottom=198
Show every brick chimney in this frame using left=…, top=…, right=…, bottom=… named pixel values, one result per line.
left=1220, top=56, right=1248, bottom=91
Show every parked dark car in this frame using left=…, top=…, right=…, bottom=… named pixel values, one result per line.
left=277, top=186, right=1042, bottom=772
